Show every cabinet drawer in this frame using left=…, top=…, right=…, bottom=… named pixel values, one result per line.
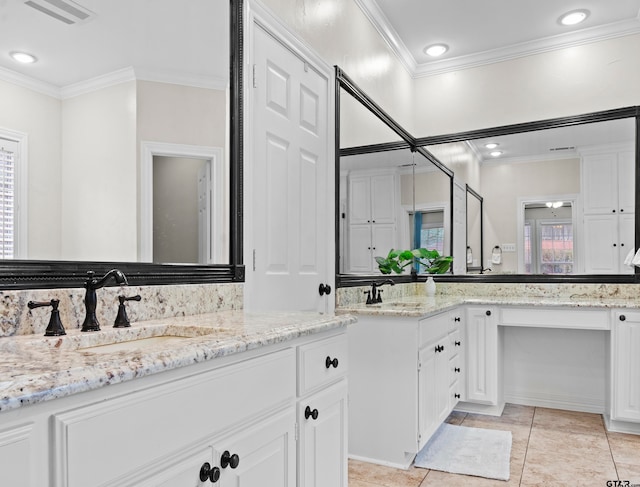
left=419, top=312, right=451, bottom=348
left=53, top=349, right=295, bottom=487
left=298, top=333, right=348, bottom=395
left=500, top=307, right=610, bottom=330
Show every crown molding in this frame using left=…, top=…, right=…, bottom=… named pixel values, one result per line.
left=0, top=66, right=60, bottom=98
left=354, top=1, right=640, bottom=78
left=133, top=68, right=228, bottom=91
left=59, top=67, right=136, bottom=99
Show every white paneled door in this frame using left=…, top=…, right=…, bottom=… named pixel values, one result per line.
left=249, top=22, right=330, bottom=311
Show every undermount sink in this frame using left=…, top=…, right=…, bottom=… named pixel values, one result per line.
left=368, top=301, right=424, bottom=309
left=36, top=323, right=234, bottom=353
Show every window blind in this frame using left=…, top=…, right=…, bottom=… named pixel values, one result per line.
left=0, top=141, right=16, bottom=259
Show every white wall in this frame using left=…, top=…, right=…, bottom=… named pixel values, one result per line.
left=0, top=80, right=62, bottom=259
left=60, top=81, right=137, bottom=261
left=413, top=33, right=640, bottom=136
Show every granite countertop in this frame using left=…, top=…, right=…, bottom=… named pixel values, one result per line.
left=0, top=311, right=356, bottom=413
left=337, top=295, right=640, bottom=318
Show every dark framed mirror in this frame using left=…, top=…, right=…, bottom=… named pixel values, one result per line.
left=335, top=67, right=454, bottom=287
left=0, top=0, right=243, bottom=289
left=466, top=185, right=483, bottom=274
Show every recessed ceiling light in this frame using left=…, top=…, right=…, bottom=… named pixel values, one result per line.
left=490, top=151, right=503, bottom=157
left=10, top=51, right=37, bottom=64
left=424, top=44, right=449, bottom=57
left=485, top=143, right=499, bottom=150
left=559, top=9, right=589, bottom=26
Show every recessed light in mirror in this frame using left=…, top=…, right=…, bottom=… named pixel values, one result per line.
left=424, top=44, right=449, bottom=57
left=490, top=151, right=503, bottom=157
left=10, top=51, right=37, bottom=64
left=559, top=9, right=589, bottom=26
left=485, top=143, right=499, bottom=150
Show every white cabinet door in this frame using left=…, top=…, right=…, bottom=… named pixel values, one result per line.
left=583, top=215, right=620, bottom=273
left=136, top=447, right=214, bottom=487
left=371, top=223, right=396, bottom=262
left=612, top=312, right=640, bottom=423
left=215, top=409, right=296, bottom=487
left=582, top=153, right=618, bottom=214
left=298, top=381, right=348, bottom=487
left=619, top=213, right=636, bottom=274
left=0, top=424, right=35, bottom=487
left=348, top=176, right=372, bottom=225
left=347, top=225, right=373, bottom=273
left=418, top=337, right=449, bottom=449
left=465, top=307, right=499, bottom=405
left=370, top=174, right=396, bottom=224
left=617, top=150, right=636, bottom=214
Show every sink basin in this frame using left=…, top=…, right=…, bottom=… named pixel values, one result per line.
left=34, top=323, right=234, bottom=353
left=79, top=335, right=192, bottom=354
left=367, top=301, right=424, bottom=309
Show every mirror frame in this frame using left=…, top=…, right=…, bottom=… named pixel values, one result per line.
left=465, top=184, right=484, bottom=274
left=335, top=67, right=454, bottom=287
left=0, top=0, right=244, bottom=290
left=336, top=66, right=640, bottom=286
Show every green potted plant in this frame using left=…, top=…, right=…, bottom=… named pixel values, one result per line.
left=375, top=248, right=453, bottom=275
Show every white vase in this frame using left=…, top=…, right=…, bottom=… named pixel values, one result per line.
left=425, top=276, right=436, bottom=296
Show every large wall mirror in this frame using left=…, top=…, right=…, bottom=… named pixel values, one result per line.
left=336, top=68, right=454, bottom=285
left=0, top=0, right=243, bottom=288
left=419, top=109, right=639, bottom=281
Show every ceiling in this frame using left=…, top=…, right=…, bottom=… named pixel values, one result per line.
left=0, top=0, right=228, bottom=95
left=357, top=0, right=640, bottom=76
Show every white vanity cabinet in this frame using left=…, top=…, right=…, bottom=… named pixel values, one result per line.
left=348, top=310, right=463, bottom=469
left=0, top=328, right=348, bottom=487
left=610, top=311, right=640, bottom=426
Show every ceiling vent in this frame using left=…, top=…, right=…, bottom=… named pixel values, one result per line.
left=549, top=146, right=576, bottom=152
left=24, top=0, right=94, bottom=25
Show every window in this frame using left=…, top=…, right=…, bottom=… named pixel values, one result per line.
left=0, top=140, right=17, bottom=259
left=409, top=209, right=445, bottom=273
left=523, top=218, right=573, bottom=274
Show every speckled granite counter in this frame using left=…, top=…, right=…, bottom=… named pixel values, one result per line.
left=337, top=295, right=640, bottom=318
left=0, top=311, right=356, bottom=413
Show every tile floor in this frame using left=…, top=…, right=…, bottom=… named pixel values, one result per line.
left=348, top=404, right=640, bottom=487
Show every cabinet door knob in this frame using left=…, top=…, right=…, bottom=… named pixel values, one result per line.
left=455, top=367, right=461, bottom=373
left=200, top=463, right=221, bottom=483
left=318, top=283, right=332, bottom=296
left=305, top=406, right=319, bottom=420
left=486, top=310, right=492, bottom=316
left=435, top=344, right=444, bottom=353
left=455, top=340, right=461, bottom=346
left=454, top=317, right=461, bottom=322
left=620, top=314, right=626, bottom=321
left=454, top=393, right=461, bottom=399
left=221, top=451, right=240, bottom=469
left=325, top=356, right=339, bottom=369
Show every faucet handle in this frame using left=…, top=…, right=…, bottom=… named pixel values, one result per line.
left=114, top=294, right=141, bottom=328
left=28, top=299, right=66, bottom=337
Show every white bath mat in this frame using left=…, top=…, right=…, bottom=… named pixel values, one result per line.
left=414, top=423, right=512, bottom=481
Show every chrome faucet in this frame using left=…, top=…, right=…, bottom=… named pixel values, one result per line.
left=81, top=269, right=128, bottom=332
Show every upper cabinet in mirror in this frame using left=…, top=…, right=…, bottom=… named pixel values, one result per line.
left=425, top=115, right=637, bottom=276
left=0, top=0, right=230, bottom=265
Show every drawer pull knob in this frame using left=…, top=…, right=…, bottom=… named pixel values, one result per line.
left=486, top=310, right=492, bottom=316
left=435, top=345, right=444, bottom=353
left=325, top=356, right=339, bottom=369
left=221, top=451, right=240, bottom=469
left=454, top=317, right=461, bottom=322
left=200, top=463, right=221, bottom=483
left=455, top=340, right=461, bottom=346
left=620, top=314, right=626, bottom=321
left=455, top=367, right=461, bottom=373
left=454, top=393, right=461, bottom=399
left=305, top=406, right=319, bottom=420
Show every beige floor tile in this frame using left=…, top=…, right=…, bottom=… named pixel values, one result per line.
left=349, top=459, right=427, bottom=487
left=349, top=479, right=388, bottom=487
left=531, top=407, right=606, bottom=437
left=445, top=410, right=467, bottom=425
left=419, top=469, right=520, bottom=486
left=607, top=430, right=640, bottom=465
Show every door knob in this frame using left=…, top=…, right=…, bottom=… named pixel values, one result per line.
left=319, top=283, right=332, bottom=296
left=200, top=463, right=221, bottom=483
left=325, top=356, right=339, bottom=369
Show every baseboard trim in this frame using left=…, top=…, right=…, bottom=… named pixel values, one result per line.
left=454, top=401, right=506, bottom=417
left=604, top=415, right=640, bottom=435
left=348, top=453, right=413, bottom=471
left=504, top=390, right=604, bottom=414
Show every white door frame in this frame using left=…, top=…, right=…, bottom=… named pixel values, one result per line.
left=140, top=141, right=224, bottom=263
left=244, top=0, right=335, bottom=311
